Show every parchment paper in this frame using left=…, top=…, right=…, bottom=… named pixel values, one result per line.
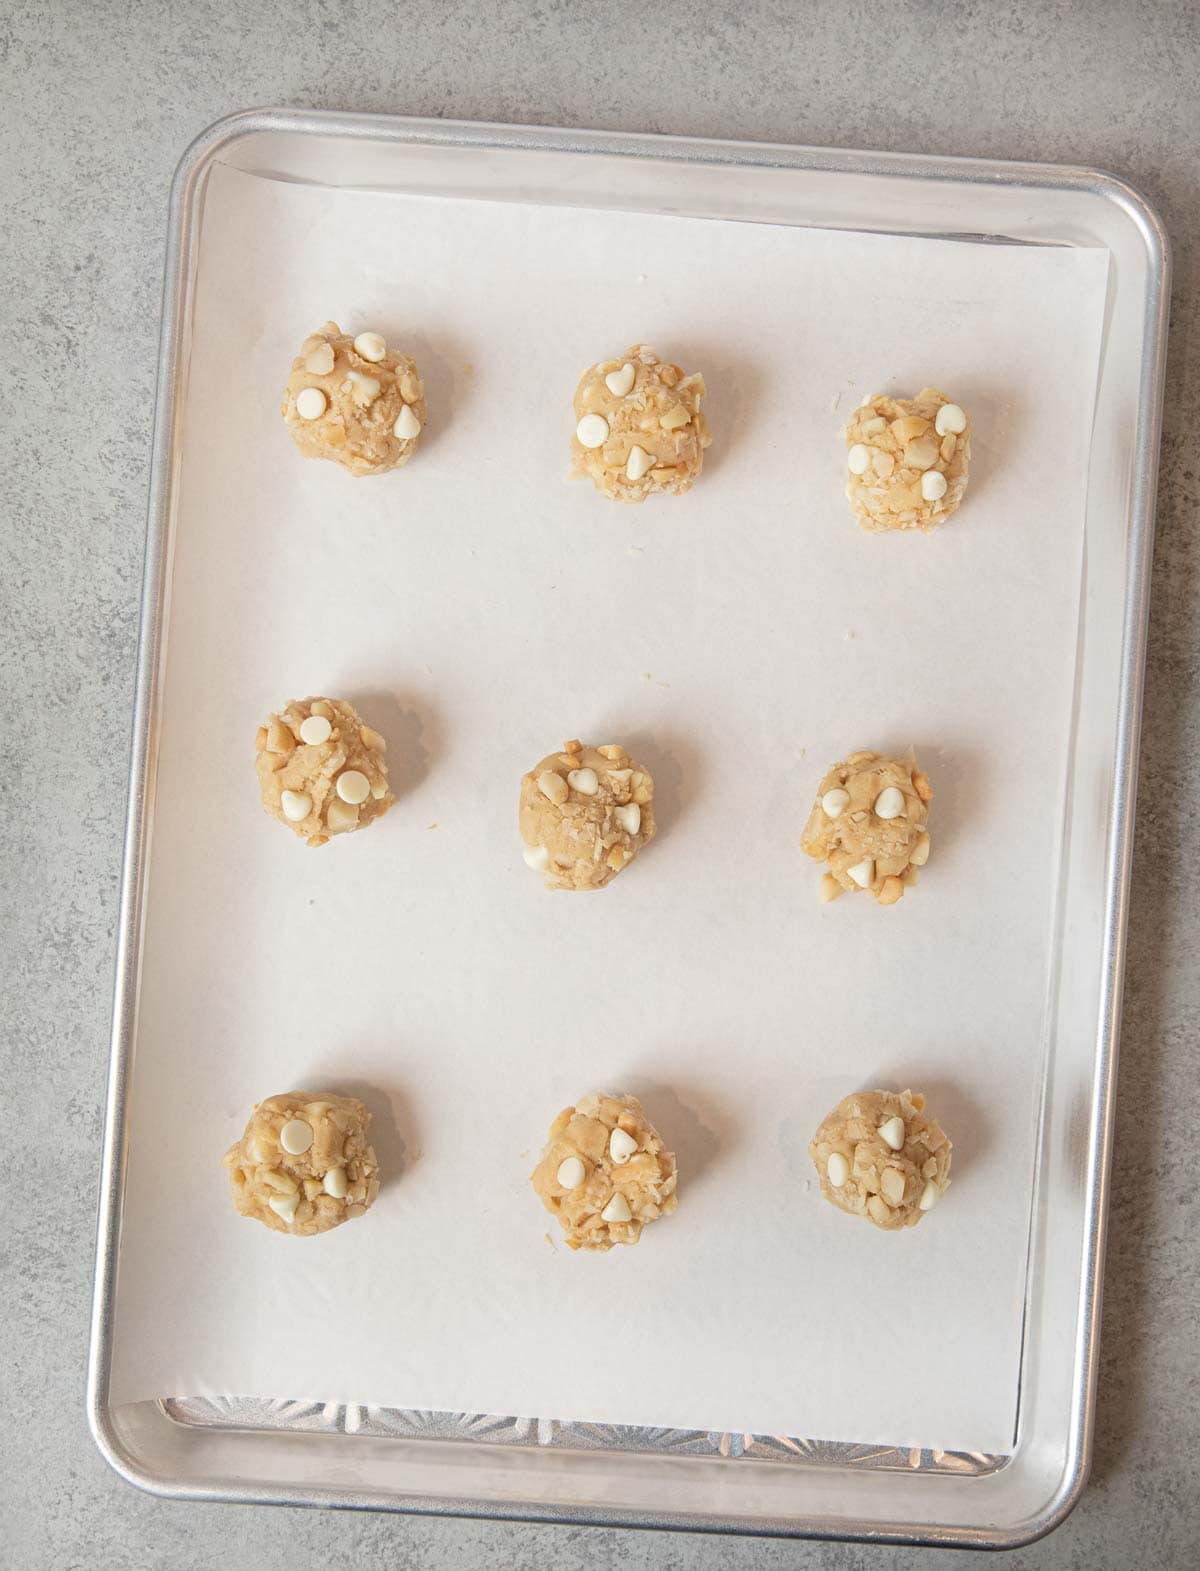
left=109, top=162, right=1109, bottom=1453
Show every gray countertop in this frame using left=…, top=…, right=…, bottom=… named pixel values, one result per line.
left=2, top=2, right=1196, bottom=1567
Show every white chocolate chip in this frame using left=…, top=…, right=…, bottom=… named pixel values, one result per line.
left=336, top=769, right=370, bottom=805
left=323, top=1166, right=349, bottom=1199
left=874, top=786, right=906, bottom=820
left=280, top=790, right=312, bottom=822
left=576, top=413, right=609, bottom=449
left=921, top=470, right=948, bottom=502
left=296, top=387, right=327, bottom=420
left=605, top=362, right=636, bottom=397
left=342, top=370, right=381, bottom=407
left=609, top=1127, right=638, bottom=1164
left=919, top=1180, right=939, bottom=1211
left=626, top=444, right=655, bottom=481
left=279, top=1118, right=314, bottom=1155
left=847, top=443, right=871, bottom=475
left=522, top=843, right=550, bottom=872
left=601, top=1192, right=632, bottom=1223
left=847, top=857, right=874, bottom=889
left=567, top=767, right=598, bottom=795
left=325, top=798, right=359, bottom=833
left=879, top=1116, right=905, bottom=1151
left=394, top=404, right=421, bottom=440
left=935, top=402, right=967, bottom=436
left=827, top=1151, right=850, bottom=1187
left=614, top=802, right=641, bottom=836
left=299, top=714, right=332, bottom=745
left=303, top=343, right=335, bottom=376
left=821, top=788, right=850, bottom=818
left=353, top=331, right=387, bottom=362
left=557, top=1156, right=586, bottom=1189
left=267, top=1193, right=300, bottom=1224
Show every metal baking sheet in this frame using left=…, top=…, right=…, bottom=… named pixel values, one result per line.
left=87, top=110, right=1168, bottom=1547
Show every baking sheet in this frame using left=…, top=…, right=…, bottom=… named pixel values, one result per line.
left=109, top=162, right=1109, bottom=1454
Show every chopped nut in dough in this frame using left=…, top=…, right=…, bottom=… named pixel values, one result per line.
left=809, top=1087, right=952, bottom=1230
left=843, top=389, right=970, bottom=531
left=255, top=696, right=394, bottom=847
left=800, top=750, right=932, bottom=904
left=224, top=1090, right=381, bottom=1235
left=571, top=343, right=711, bottom=502
left=282, top=321, right=426, bottom=476
left=519, top=739, right=656, bottom=890
left=531, top=1092, right=678, bottom=1250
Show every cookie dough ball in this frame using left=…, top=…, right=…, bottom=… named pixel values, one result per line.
left=809, top=1088, right=951, bottom=1230
left=531, top=1092, right=678, bottom=1251
left=519, top=739, right=655, bottom=890
left=844, top=388, right=970, bottom=531
left=800, top=750, right=932, bottom=905
left=571, top=343, right=711, bottom=501
left=281, top=321, right=426, bottom=476
left=255, top=696, right=394, bottom=847
left=224, top=1091, right=381, bottom=1235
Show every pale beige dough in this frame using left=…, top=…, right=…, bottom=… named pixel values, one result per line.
left=519, top=739, right=656, bottom=890
left=531, top=1092, right=678, bottom=1251
left=281, top=320, right=426, bottom=476
left=800, top=749, right=932, bottom=905
left=255, top=696, right=394, bottom=847
left=224, top=1090, right=381, bottom=1236
left=809, top=1088, right=952, bottom=1230
left=844, top=388, right=970, bottom=531
left=571, top=343, right=710, bottom=501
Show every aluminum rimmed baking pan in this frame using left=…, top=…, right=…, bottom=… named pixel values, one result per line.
left=87, top=109, right=1168, bottom=1547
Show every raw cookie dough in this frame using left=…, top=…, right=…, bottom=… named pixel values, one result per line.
left=281, top=321, right=426, bottom=476
left=809, top=1088, right=952, bottom=1230
left=571, top=343, right=711, bottom=501
left=519, top=739, right=655, bottom=890
left=224, top=1091, right=381, bottom=1236
left=800, top=750, right=932, bottom=905
left=531, top=1092, right=678, bottom=1251
left=255, top=696, right=394, bottom=847
left=844, top=388, right=970, bottom=531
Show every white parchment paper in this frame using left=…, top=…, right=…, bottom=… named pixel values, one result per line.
left=109, top=163, right=1110, bottom=1453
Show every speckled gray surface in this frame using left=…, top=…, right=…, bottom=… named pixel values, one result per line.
left=2, top=1, right=1197, bottom=1566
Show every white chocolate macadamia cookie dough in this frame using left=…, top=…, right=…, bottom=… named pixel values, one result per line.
left=800, top=750, right=932, bottom=905
left=809, top=1088, right=951, bottom=1231
left=281, top=321, right=426, bottom=476
left=531, top=1092, right=678, bottom=1251
left=519, top=739, right=655, bottom=890
left=224, top=1091, right=381, bottom=1236
left=844, top=388, right=970, bottom=531
left=255, top=696, right=394, bottom=847
left=571, top=343, right=711, bottom=501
